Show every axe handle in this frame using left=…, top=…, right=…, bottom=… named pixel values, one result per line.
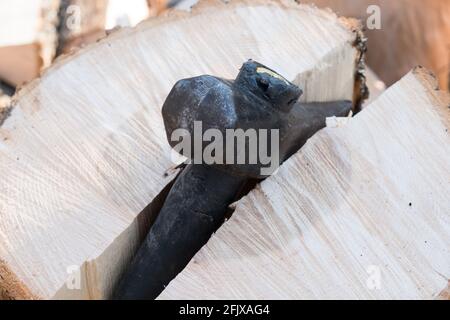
left=114, top=164, right=246, bottom=299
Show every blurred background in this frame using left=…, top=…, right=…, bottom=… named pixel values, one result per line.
left=0, top=0, right=449, bottom=110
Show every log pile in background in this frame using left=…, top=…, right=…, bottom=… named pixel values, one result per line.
left=57, top=0, right=109, bottom=54
left=0, top=0, right=150, bottom=87
left=0, top=0, right=366, bottom=299
left=0, top=0, right=60, bottom=86
left=303, top=0, right=450, bottom=90
left=58, top=0, right=150, bottom=54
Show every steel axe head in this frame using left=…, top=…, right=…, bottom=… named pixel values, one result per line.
left=162, top=60, right=352, bottom=178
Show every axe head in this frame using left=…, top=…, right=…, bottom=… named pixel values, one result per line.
left=162, top=60, right=352, bottom=178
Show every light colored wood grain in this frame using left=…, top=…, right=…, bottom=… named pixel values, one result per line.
left=160, top=67, right=450, bottom=300
left=0, top=0, right=363, bottom=299
left=0, top=0, right=60, bottom=86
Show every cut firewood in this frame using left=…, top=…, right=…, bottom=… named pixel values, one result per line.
left=0, top=0, right=60, bottom=87
left=0, top=0, right=365, bottom=299
left=178, top=0, right=450, bottom=89
left=301, top=0, right=450, bottom=90
left=57, top=0, right=109, bottom=54
left=160, top=67, right=450, bottom=300
left=58, top=0, right=150, bottom=54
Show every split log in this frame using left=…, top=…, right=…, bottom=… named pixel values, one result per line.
left=0, top=0, right=365, bottom=299
left=58, top=0, right=150, bottom=54
left=0, top=0, right=60, bottom=86
left=160, top=67, right=450, bottom=299
left=302, top=0, right=450, bottom=89
left=177, top=0, right=450, bottom=89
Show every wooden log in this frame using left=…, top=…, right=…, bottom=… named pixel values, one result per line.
left=302, top=0, right=450, bottom=89
left=160, top=67, right=450, bottom=299
left=0, top=0, right=60, bottom=86
left=0, top=0, right=365, bottom=299
left=0, top=88, right=11, bottom=125
left=176, top=0, right=450, bottom=89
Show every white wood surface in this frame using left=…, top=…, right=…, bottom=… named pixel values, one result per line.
left=0, top=0, right=362, bottom=299
left=160, top=67, right=450, bottom=300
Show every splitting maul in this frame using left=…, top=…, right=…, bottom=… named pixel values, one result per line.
left=114, top=60, right=352, bottom=299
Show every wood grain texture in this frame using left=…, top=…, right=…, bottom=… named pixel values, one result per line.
left=0, top=0, right=363, bottom=299
left=178, top=0, right=450, bottom=89
left=160, top=67, right=450, bottom=299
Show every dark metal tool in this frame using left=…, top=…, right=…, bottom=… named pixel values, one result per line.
left=114, top=60, right=352, bottom=299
